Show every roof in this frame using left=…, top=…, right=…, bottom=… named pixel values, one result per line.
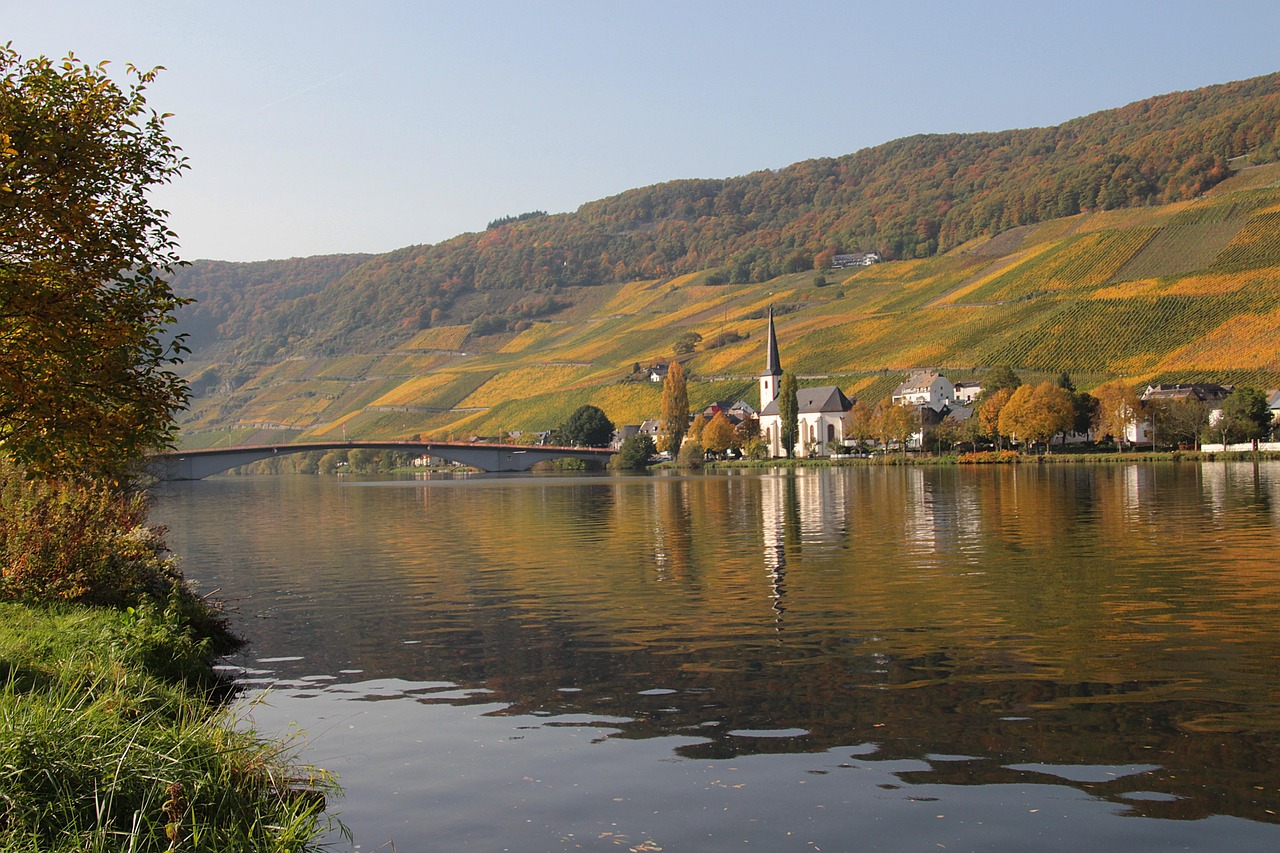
left=760, top=385, right=853, bottom=416
left=894, top=370, right=945, bottom=395
left=1142, top=383, right=1234, bottom=403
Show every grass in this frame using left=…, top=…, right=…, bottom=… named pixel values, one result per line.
left=0, top=604, right=341, bottom=851
left=0, top=461, right=341, bottom=850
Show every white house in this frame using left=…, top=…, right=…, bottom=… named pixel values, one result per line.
left=953, top=381, right=982, bottom=405
left=892, top=370, right=955, bottom=412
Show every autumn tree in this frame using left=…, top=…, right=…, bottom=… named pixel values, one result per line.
left=778, top=373, right=799, bottom=458
left=844, top=399, right=874, bottom=451
left=1, top=49, right=190, bottom=480
left=1093, top=381, right=1141, bottom=449
left=658, top=360, right=689, bottom=453
left=998, top=382, right=1073, bottom=453
left=702, top=411, right=737, bottom=457
left=977, top=387, right=1015, bottom=449
left=873, top=398, right=918, bottom=455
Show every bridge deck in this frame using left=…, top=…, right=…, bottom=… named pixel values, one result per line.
left=152, top=440, right=615, bottom=479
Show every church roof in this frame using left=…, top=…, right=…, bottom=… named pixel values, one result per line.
left=760, top=385, right=853, bottom=416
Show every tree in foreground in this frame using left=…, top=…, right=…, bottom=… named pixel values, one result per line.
left=873, top=398, right=918, bottom=456
left=558, top=404, right=615, bottom=447
left=659, top=360, right=689, bottom=454
left=1, top=48, right=190, bottom=480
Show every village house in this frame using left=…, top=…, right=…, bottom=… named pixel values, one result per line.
left=645, top=363, right=670, bottom=383
left=892, top=370, right=955, bottom=412
left=1124, top=383, right=1237, bottom=444
left=953, top=381, right=982, bottom=405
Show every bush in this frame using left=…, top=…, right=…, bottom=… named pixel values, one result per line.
left=0, top=459, right=239, bottom=655
left=0, top=461, right=181, bottom=606
left=677, top=439, right=705, bottom=468
left=956, top=450, right=1022, bottom=464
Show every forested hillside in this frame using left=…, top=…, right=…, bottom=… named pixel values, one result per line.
left=171, top=72, right=1280, bottom=448
left=174, top=72, right=1280, bottom=359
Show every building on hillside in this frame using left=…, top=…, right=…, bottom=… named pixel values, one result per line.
left=645, top=362, right=670, bottom=383
left=892, top=370, right=955, bottom=412
left=831, top=252, right=883, bottom=268
left=702, top=400, right=757, bottom=424
left=1269, top=390, right=1280, bottom=425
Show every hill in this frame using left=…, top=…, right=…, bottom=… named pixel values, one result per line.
left=171, top=74, right=1280, bottom=447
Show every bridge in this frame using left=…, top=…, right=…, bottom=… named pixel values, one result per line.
left=150, top=440, right=616, bottom=480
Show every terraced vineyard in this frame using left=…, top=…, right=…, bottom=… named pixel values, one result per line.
left=177, top=173, right=1280, bottom=447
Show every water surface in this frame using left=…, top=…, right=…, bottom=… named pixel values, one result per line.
left=151, top=463, right=1280, bottom=851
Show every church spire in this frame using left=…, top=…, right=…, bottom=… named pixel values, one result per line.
left=759, top=305, right=783, bottom=408
left=764, top=305, right=782, bottom=378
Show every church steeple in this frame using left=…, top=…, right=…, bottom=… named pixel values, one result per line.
left=759, top=305, right=783, bottom=408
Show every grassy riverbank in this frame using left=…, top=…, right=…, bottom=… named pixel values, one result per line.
left=0, top=463, right=340, bottom=851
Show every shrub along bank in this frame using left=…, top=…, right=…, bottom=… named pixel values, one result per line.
left=0, top=460, right=340, bottom=851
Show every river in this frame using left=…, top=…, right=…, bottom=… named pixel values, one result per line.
left=150, top=463, right=1280, bottom=851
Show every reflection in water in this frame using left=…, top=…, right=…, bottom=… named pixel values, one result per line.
left=151, top=465, right=1280, bottom=851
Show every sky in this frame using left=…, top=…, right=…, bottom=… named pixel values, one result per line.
left=7, top=1, right=1280, bottom=262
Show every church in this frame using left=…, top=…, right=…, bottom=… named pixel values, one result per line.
left=755, top=308, right=856, bottom=458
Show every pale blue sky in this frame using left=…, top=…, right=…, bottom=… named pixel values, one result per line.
left=7, top=1, right=1280, bottom=261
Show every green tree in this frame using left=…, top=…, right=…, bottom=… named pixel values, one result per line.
left=615, top=433, right=656, bottom=470
left=558, top=404, right=615, bottom=447
left=659, top=360, right=689, bottom=453
left=1158, top=396, right=1210, bottom=449
left=1071, top=391, right=1099, bottom=438
left=778, top=373, right=799, bottom=458
left=979, top=365, right=1022, bottom=403
left=0, top=48, right=189, bottom=480
left=1218, top=387, right=1272, bottom=444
